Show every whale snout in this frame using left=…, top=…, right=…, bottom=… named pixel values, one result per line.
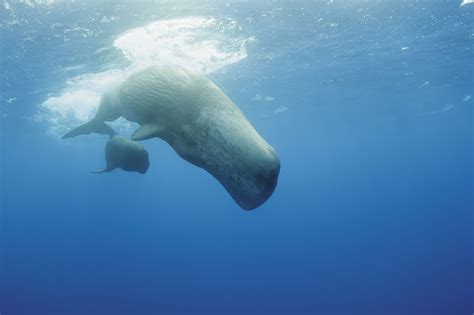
left=237, top=148, right=280, bottom=211
left=121, top=146, right=150, bottom=174
left=136, top=149, right=150, bottom=174
left=137, top=152, right=150, bottom=174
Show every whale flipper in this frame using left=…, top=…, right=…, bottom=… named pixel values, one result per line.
left=131, top=124, right=162, bottom=141
left=62, top=119, right=116, bottom=139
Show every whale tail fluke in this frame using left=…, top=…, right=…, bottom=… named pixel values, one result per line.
left=62, top=119, right=116, bottom=139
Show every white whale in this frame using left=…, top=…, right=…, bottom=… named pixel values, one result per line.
left=63, top=65, right=280, bottom=210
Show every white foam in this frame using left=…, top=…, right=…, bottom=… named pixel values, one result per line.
left=460, top=0, right=474, bottom=7
left=37, top=69, right=129, bottom=136
left=39, top=17, right=253, bottom=137
left=42, top=90, right=99, bottom=122
left=18, top=0, right=55, bottom=7
left=274, top=106, right=288, bottom=114
left=419, top=104, right=454, bottom=116
left=113, top=17, right=253, bottom=74
left=253, top=94, right=274, bottom=102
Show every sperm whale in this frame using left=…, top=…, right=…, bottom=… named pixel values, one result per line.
left=64, top=65, right=280, bottom=210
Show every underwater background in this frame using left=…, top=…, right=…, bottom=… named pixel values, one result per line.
left=0, top=1, right=473, bottom=314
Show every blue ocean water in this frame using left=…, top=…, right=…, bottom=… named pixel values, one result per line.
left=0, top=1, right=473, bottom=314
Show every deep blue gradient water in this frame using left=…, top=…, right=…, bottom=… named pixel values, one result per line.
left=1, top=1, right=473, bottom=314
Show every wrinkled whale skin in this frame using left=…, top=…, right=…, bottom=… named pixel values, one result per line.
left=119, top=67, right=280, bottom=209
left=66, top=66, right=280, bottom=210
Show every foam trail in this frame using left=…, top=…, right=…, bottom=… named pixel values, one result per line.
left=114, top=17, right=252, bottom=74
left=460, top=0, right=474, bottom=7
left=38, top=17, right=253, bottom=137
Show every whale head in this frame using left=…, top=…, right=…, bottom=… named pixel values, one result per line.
left=170, top=120, right=280, bottom=210
left=93, top=135, right=150, bottom=174
left=231, top=146, right=280, bottom=210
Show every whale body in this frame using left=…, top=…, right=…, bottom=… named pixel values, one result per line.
left=64, top=65, right=280, bottom=210
left=93, top=135, right=149, bottom=174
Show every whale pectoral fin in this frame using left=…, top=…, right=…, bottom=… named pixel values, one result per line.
left=131, top=124, right=161, bottom=141
left=62, top=119, right=117, bottom=139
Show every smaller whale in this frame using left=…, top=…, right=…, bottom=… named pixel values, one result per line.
left=93, top=135, right=150, bottom=174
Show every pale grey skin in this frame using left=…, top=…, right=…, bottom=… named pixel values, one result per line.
left=64, top=65, right=280, bottom=210
left=93, top=135, right=149, bottom=174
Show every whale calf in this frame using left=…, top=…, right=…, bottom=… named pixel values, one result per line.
left=64, top=65, right=280, bottom=210
left=93, top=135, right=149, bottom=174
